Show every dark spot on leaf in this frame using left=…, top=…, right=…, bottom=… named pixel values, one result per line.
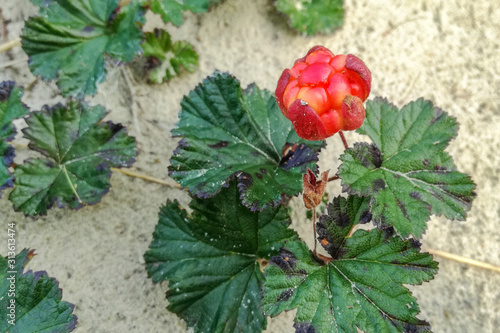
left=255, top=172, right=263, bottom=179
left=237, top=172, right=253, bottom=194
left=208, top=141, right=228, bottom=149
left=260, top=168, right=267, bottom=174
left=82, top=26, right=94, bottom=32
left=271, top=248, right=300, bottom=274
left=294, top=322, right=315, bottom=333
left=359, top=210, right=372, bottom=224
left=423, top=159, right=430, bottom=166
left=382, top=227, right=396, bottom=239
left=410, top=191, right=421, bottom=200
left=434, top=165, right=447, bottom=171
left=396, top=198, right=409, bottom=219
left=0, top=81, right=15, bottom=101
left=145, top=56, right=162, bottom=70
left=280, top=143, right=319, bottom=171
left=409, top=238, right=422, bottom=248
left=277, top=289, right=294, bottom=302
left=373, top=178, right=386, bottom=193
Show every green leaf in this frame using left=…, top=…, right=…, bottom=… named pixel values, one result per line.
left=262, top=227, right=438, bottom=332
left=142, top=29, right=199, bottom=83
left=21, top=0, right=145, bottom=98
left=316, top=195, right=371, bottom=258
left=151, top=0, right=222, bottom=26
left=276, top=0, right=343, bottom=35
left=339, top=98, right=476, bottom=238
left=144, top=182, right=297, bottom=333
left=0, top=81, right=29, bottom=197
left=0, top=249, right=77, bottom=333
left=169, top=71, right=324, bottom=211
left=9, top=100, right=136, bottom=216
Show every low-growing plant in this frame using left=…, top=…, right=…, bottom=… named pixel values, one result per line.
left=144, top=46, right=476, bottom=332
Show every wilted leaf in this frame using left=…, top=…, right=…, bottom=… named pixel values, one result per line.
left=0, top=249, right=77, bottom=333
left=142, top=29, right=198, bottom=83
left=9, top=100, right=136, bottom=215
left=276, top=0, right=344, bottom=35
left=169, top=71, right=324, bottom=211
left=22, top=0, right=145, bottom=97
left=151, top=0, right=223, bottom=26
left=262, top=228, right=437, bottom=333
left=339, top=98, right=476, bottom=238
left=144, top=182, right=297, bottom=333
left=0, top=81, right=29, bottom=196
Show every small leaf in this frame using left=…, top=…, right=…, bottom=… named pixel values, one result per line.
left=0, top=249, right=77, bottom=333
left=262, top=229, right=438, bottom=333
left=276, top=0, right=344, bottom=35
left=21, top=0, right=145, bottom=97
left=142, top=29, right=199, bottom=83
left=339, top=98, right=476, bottom=238
left=151, top=0, right=223, bottom=26
left=9, top=100, right=136, bottom=216
left=144, top=182, right=297, bottom=333
left=0, top=81, right=29, bottom=197
left=169, top=71, right=324, bottom=211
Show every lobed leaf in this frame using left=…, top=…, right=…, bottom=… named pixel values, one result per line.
left=144, top=182, right=298, bottom=333
left=0, top=249, right=77, bottom=333
left=21, top=0, right=145, bottom=98
left=169, top=71, right=324, bottom=211
left=339, top=98, right=476, bottom=238
left=262, top=227, right=438, bottom=333
left=0, top=81, right=29, bottom=197
left=142, top=29, right=199, bottom=83
left=276, top=0, right=344, bottom=35
left=151, top=0, right=223, bottom=26
left=9, top=100, right=136, bottom=215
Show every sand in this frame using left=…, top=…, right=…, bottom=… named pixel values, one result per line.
left=1, top=0, right=499, bottom=332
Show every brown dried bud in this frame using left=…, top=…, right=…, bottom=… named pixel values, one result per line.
left=302, top=168, right=329, bottom=209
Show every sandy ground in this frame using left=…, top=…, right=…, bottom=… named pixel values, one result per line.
left=1, top=0, right=499, bottom=332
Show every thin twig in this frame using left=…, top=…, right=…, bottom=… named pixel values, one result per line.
left=339, top=131, right=349, bottom=150
left=0, top=39, right=21, bottom=53
left=424, top=248, right=500, bottom=274
left=111, top=167, right=181, bottom=189
left=327, top=175, right=339, bottom=182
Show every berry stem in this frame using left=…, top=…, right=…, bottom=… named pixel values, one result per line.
left=327, top=174, right=339, bottom=182
left=339, top=131, right=349, bottom=150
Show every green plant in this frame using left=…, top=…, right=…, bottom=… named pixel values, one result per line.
left=144, top=46, right=475, bottom=332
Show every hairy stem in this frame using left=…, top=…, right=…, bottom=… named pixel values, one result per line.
left=0, top=39, right=21, bottom=53
left=327, top=174, right=339, bottom=182
left=111, top=167, right=181, bottom=188
left=424, top=248, right=500, bottom=273
left=312, top=208, right=317, bottom=254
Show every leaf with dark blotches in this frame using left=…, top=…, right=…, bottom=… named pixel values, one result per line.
left=142, top=29, right=198, bottom=83
left=339, top=98, right=476, bottom=238
left=0, top=249, right=77, bottom=332
left=169, top=71, right=324, bottom=211
left=0, top=81, right=29, bottom=197
left=276, top=0, right=344, bottom=35
left=21, top=0, right=145, bottom=97
left=144, top=181, right=298, bottom=333
left=9, top=100, right=136, bottom=216
left=262, top=231, right=437, bottom=333
left=316, top=195, right=371, bottom=258
left=151, top=0, right=223, bottom=26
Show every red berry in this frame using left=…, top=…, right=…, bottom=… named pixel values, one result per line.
left=275, top=46, right=371, bottom=141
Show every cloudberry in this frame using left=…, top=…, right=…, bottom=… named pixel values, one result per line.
left=275, top=46, right=371, bottom=141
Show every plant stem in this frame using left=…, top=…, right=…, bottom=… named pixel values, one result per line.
left=339, top=131, right=349, bottom=150
left=327, top=174, right=339, bottom=182
left=111, top=167, right=181, bottom=188
left=0, top=39, right=21, bottom=53
left=424, top=248, right=500, bottom=274
left=312, top=208, right=317, bottom=254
